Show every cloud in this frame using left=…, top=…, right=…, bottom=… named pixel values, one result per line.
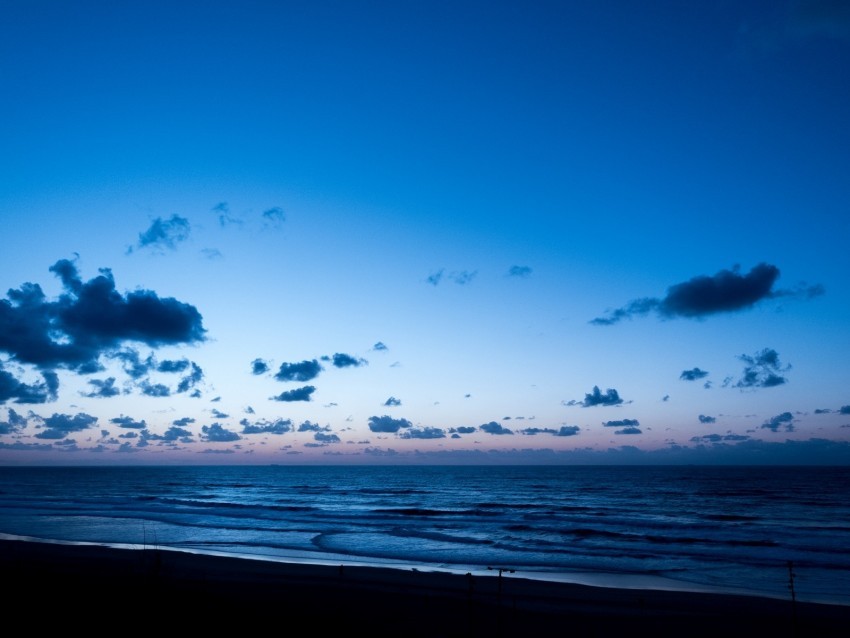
left=0, top=408, right=27, bottom=434
left=729, top=348, right=791, bottom=389
left=615, top=427, right=642, bottom=435
left=240, top=418, right=293, bottom=434
left=0, top=366, right=59, bottom=404
left=842, top=405, right=850, bottom=415
left=176, top=362, right=203, bottom=393
left=314, top=432, right=341, bottom=444
left=212, top=202, right=242, bottom=228
left=275, top=360, right=323, bottom=382
left=571, top=386, right=624, bottom=407
left=556, top=425, right=580, bottom=436
left=448, top=426, right=476, bottom=434
left=603, top=419, right=640, bottom=428
left=161, top=426, right=194, bottom=442
left=172, top=417, right=195, bottom=427
left=399, top=427, right=446, bottom=439
left=591, top=264, right=822, bottom=325
left=507, top=265, right=532, bottom=278
left=261, top=207, right=286, bottom=230
left=680, top=368, right=709, bottom=381
left=211, top=409, right=229, bottom=419
left=81, top=377, right=121, bottom=398
left=201, top=248, right=224, bottom=260
left=479, top=421, right=514, bottom=435
left=372, top=342, right=388, bottom=351
left=329, top=353, right=367, bottom=368
left=698, top=414, right=716, bottom=424
left=384, top=396, right=401, bottom=406
left=128, top=215, right=191, bottom=254
left=110, top=416, right=146, bottom=429
left=297, top=420, right=327, bottom=432
left=251, top=358, right=270, bottom=375
left=272, top=386, right=316, bottom=402
left=200, top=423, right=241, bottom=442
left=140, top=381, right=170, bottom=397
left=34, top=412, right=98, bottom=439
left=427, top=269, right=477, bottom=285
left=0, top=260, right=206, bottom=378
left=761, top=412, right=796, bottom=432
left=368, top=415, right=413, bottom=433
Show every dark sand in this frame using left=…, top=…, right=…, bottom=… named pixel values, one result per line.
left=2, top=539, right=848, bottom=636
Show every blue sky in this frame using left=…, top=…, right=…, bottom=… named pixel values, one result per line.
left=1, top=0, right=849, bottom=465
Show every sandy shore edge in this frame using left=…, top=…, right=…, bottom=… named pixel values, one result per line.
left=2, top=538, right=847, bottom=636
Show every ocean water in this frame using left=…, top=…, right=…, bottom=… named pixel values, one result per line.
left=0, top=464, right=848, bottom=606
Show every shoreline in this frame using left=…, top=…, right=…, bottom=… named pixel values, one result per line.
left=2, top=538, right=848, bottom=636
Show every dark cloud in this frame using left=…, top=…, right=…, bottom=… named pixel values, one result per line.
left=729, top=348, right=791, bottom=389
left=240, top=418, right=292, bottom=434
left=0, top=366, right=59, bottom=404
left=384, top=396, right=401, bottom=406
left=591, top=264, right=823, bottom=325
left=110, top=416, right=146, bottom=429
left=329, top=353, right=367, bottom=368
left=314, top=432, right=341, bottom=444
left=574, top=386, right=624, bottom=407
left=81, top=377, right=121, bottom=398
left=272, top=386, right=316, bottom=402
left=399, top=427, right=446, bottom=439
left=200, top=423, right=241, bottom=442
left=111, top=349, right=155, bottom=379
left=698, top=414, right=717, bottom=424
left=211, top=409, right=229, bottom=419
left=479, top=421, right=514, bottom=435
left=176, top=362, right=203, bottom=393
left=140, top=381, right=170, bottom=397
left=172, top=417, right=195, bottom=427
left=840, top=405, right=850, bottom=415
left=368, top=415, right=413, bottom=433
left=0, top=408, right=27, bottom=434
left=128, top=215, right=191, bottom=254
left=162, top=426, right=194, bottom=442
left=251, top=358, right=270, bottom=375
left=603, top=419, right=640, bottom=428
left=519, top=427, right=554, bottom=435
left=680, top=368, right=709, bottom=381
left=507, top=265, right=532, bottom=278
left=761, top=412, right=796, bottom=432
left=275, top=360, right=323, bottom=382
left=449, top=426, right=476, bottom=434
left=34, top=412, right=98, bottom=439
left=297, top=420, right=327, bottom=432
left=157, top=359, right=189, bottom=373
left=0, top=260, right=206, bottom=379
left=556, top=425, right=580, bottom=436
left=690, top=433, right=751, bottom=443
left=615, top=427, right=642, bottom=435
left=372, top=342, right=388, bottom=351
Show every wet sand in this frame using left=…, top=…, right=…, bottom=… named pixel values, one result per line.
left=2, top=539, right=848, bottom=636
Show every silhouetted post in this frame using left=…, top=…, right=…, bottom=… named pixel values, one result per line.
left=487, top=566, right=515, bottom=606
left=788, top=561, right=799, bottom=637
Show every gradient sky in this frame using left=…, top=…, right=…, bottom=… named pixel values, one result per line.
left=1, top=0, right=849, bottom=465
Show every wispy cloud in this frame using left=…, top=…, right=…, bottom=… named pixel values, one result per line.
left=127, top=215, right=191, bottom=254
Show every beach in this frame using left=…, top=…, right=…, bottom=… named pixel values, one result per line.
left=2, top=539, right=847, bottom=636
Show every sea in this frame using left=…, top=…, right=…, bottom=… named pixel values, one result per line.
left=0, top=464, right=848, bottom=606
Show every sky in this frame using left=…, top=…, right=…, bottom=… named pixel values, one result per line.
left=1, top=0, right=849, bottom=465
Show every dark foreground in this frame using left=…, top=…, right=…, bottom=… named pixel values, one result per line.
left=2, top=539, right=848, bottom=636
